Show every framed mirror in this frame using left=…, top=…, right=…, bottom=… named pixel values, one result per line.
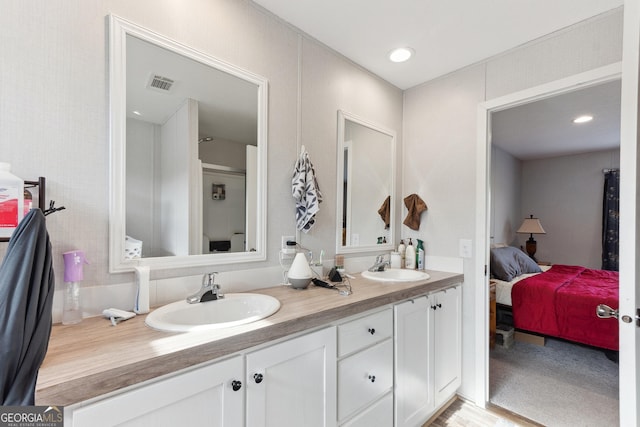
left=109, top=15, right=268, bottom=272
left=336, top=111, right=396, bottom=254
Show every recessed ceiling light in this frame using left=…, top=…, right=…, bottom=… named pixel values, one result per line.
left=573, top=115, right=593, bottom=124
left=132, top=110, right=142, bottom=116
left=389, top=47, right=414, bottom=63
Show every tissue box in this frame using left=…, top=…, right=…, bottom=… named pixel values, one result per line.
left=125, top=235, right=142, bottom=259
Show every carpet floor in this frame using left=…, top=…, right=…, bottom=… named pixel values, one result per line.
left=490, top=337, right=619, bottom=427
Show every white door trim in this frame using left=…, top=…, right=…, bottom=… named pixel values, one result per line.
left=618, top=0, right=640, bottom=424
left=474, top=62, right=622, bottom=407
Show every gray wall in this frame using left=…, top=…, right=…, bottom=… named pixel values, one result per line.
left=490, top=145, right=522, bottom=246
left=491, top=147, right=621, bottom=269
left=403, top=8, right=622, bottom=400
left=520, top=149, right=620, bottom=268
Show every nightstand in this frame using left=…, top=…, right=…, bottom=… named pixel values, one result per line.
left=489, top=280, right=496, bottom=349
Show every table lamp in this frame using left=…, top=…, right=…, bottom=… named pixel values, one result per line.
left=517, top=215, right=546, bottom=261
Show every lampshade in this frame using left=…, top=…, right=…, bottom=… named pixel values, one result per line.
left=517, top=215, right=546, bottom=235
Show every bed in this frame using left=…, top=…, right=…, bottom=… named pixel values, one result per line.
left=490, top=246, right=619, bottom=351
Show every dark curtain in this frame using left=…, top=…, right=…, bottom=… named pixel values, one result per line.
left=602, top=170, right=620, bottom=271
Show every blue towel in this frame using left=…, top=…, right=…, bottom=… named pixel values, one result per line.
left=0, top=209, right=55, bottom=405
left=292, top=147, right=323, bottom=233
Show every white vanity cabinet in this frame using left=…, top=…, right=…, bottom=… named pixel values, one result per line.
left=394, top=285, right=461, bottom=427
left=70, top=354, right=244, bottom=427
left=336, top=308, right=394, bottom=426
left=245, top=326, right=337, bottom=427
left=61, top=281, right=462, bottom=427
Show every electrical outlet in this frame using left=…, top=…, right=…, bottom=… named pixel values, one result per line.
left=282, top=235, right=295, bottom=252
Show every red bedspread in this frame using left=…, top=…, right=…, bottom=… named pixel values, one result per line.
left=512, top=265, right=619, bottom=351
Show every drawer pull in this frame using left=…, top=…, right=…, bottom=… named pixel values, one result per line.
left=368, top=375, right=376, bottom=383
left=253, top=373, right=264, bottom=384
left=368, top=328, right=376, bottom=335
left=231, top=380, right=242, bottom=391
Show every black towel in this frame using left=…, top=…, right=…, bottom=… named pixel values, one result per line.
left=0, top=209, right=55, bottom=405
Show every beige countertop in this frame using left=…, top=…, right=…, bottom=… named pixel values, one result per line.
left=35, top=270, right=463, bottom=406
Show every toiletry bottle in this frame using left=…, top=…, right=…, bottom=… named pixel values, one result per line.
left=390, top=251, right=401, bottom=269
left=0, top=162, right=24, bottom=239
left=398, top=240, right=406, bottom=268
left=62, top=250, right=89, bottom=325
left=405, top=238, right=416, bottom=269
left=417, top=239, right=425, bottom=270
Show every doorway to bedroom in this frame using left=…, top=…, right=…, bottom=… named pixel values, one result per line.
left=486, top=76, right=621, bottom=426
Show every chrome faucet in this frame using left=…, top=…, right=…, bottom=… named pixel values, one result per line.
left=368, top=254, right=391, bottom=272
left=187, top=272, right=224, bottom=303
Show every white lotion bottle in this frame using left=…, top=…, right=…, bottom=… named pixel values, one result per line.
left=404, top=238, right=416, bottom=269
left=397, top=239, right=406, bottom=268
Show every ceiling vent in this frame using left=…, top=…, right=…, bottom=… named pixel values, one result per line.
left=147, top=74, right=175, bottom=92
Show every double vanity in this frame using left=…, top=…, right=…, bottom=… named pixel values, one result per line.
left=36, top=269, right=462, bottom=426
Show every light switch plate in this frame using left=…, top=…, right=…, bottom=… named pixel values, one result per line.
left=459, top=239, right=472, bottom=258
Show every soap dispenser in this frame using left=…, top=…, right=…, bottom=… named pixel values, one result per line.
left=405, top=238, right=416, bottom=269
left=398, top=240, right=406, bottom=267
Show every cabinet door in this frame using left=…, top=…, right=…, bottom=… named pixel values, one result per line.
left=246, top=327, right=337, bottom=427
left=433, top=285, right=461, bottom=406
left=71, top=355, right=244, bottom=427
left=394, top=296, right=433, bottom=427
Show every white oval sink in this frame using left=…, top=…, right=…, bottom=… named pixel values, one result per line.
left=361, top=268, right=430, bottom=282
left=145, top=293, right=281, bottom=332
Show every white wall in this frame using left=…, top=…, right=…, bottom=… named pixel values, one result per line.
left=202, top=170, right=246, bottom=245
left=520, top=149, right=620, bottom=268
left=0, top=0, right=403, bottom=318
left=347, top=121, right=392, bottom=246
left=158, top=99, right=195, bottom=257
left=126, top=118, right=158, bottom=255
left=199, top=138, right=247, bottom=169
left=403, top=8, right=622, bottom=401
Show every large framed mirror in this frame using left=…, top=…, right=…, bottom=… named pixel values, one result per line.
left=109, top=15, right=268, bottom=273
left=336, top=111, right=396, bottom=254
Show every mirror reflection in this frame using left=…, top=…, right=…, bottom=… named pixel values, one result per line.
left=109, top=16, right=267, bottom=272
left=336, top=111, right=396, bottom=254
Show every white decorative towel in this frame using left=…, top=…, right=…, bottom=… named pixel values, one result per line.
left=292, top=146, right=322, bottom=232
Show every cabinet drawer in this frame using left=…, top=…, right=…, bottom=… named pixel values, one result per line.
left=340, top=393, right=392, bottom=427
left=337, top=339, right=393, bottom=421
left=337, top=308, right=392, bottom=357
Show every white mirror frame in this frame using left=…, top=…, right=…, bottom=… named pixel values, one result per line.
left=335, top=110, right=396, bottom=254
left=108, top=15, right=268, bottom=273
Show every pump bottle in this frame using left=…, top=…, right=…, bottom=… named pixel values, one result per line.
left=405, top=238, right=416, bottom=269
left=62, top=250, right=89, bottom=325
